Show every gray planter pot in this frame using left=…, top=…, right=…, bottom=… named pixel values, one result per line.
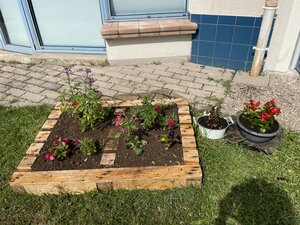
left=236, top=115, right=281, bottom=143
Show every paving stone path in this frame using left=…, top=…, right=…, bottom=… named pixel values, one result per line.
left=0, top=61, right=234, bottom=107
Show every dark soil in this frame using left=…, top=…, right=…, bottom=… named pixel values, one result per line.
left=115, top=127, right=183, bottom=167
left=32, top=105, right=184, bottom=171
left=239, top=115, right=280, bottom=134
left=198, top=116, right=228, bottom=130
left=31, top=112, right=112, bottom=171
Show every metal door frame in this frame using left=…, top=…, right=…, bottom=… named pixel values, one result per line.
left=0, top=0, right=35, bottom=54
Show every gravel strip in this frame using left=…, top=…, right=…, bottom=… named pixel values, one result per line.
left=222, top=73, right=300, bottom=133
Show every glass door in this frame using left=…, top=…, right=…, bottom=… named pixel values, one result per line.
left=0, top=0, right=34, bottom=53
left=27, top=0, right=105, bottom=51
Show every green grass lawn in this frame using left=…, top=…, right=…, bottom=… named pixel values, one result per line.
left=0, top=105, right=300, bottom=225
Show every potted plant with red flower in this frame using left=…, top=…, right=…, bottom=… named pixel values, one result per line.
left=237, top=99, right=281, bottom=143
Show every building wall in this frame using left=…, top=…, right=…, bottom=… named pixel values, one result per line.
left=106, top=35, right=192, bottom=65
left=188, top=0, right=268, bottom=71
left=190, top=14, right=264, bottom=70
left=106, top=0, right=267, bottom=68
left=264, top=0, right=300, bottom=72
left=189, top=0, right=265, bottom=17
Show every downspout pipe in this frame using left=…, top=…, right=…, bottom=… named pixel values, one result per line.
left=250, top=0, right=279, bottom=76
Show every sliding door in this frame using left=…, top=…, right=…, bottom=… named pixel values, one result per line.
left=0, top=0, right=33, bottom=53
left=28, top=0, right=105, bottom=50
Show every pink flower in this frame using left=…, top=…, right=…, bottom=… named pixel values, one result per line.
left=62, top=137, right=70, bottom=143
left=72, top=138, right=80, bottom=145
left=53, top=141, right=59, bottom=146
left=45, top=151, right=55, bottom=161
left=167, top=119, right=175, bottom=127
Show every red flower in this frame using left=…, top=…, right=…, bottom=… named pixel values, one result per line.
left=262, top=111, right=272, bottom=119
left=261, top=118, right=267, bottom=123
left=251, top=105, right=257, bottom=110
left=72, top=102, right=78, bottom=108
left=249, top=100, right=254, bottom=104
left=155, top=107, right=161, bottom=113
left=271, top=99, right=276, bottom=105
left=53, top=141, right=59, bottom=146
left=167, top=119, right=175, bottom=127
left=271, top=107, right=281, bottom=115
left=62, top=137, right=70, bottom=143
left=255, top=101, right=260, bottom=107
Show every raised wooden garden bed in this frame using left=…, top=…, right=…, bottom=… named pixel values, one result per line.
left=9, top=98, right=202, bottom=195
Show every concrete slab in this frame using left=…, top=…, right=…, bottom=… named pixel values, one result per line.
left=233, top=71, right=270, bottom=87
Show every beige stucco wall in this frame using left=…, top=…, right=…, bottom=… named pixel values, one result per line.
left=106, top=35, right=192, bottom=65
left=189, top=0, right=265, bottom=17
left=264, top=0, right=300, bottom=72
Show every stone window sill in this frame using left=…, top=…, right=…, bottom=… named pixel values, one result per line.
left=101, top=19, right=198, bottom=40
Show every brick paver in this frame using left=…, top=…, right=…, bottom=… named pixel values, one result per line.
left=0, top=60, right=234, bottom=108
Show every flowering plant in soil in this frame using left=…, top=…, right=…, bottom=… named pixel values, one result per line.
left=60, top=67, right=109, bottom=131
left=115, top=114, right=147, bottom=156
left=45, top=137, right=80, bottom=160
left=130, top=95, right=162, bottom=130
left=160, top=115, right=180, bottom=149
left=242, top=99, right=281, bottom=133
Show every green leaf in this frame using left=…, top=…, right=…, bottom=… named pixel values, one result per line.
left=115, top=132, right=122, bottom=138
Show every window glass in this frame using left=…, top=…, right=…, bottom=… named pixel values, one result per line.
left=109, top=0, right=186, bottom=17
left=30, top=0, right=105, bottom=47
left=0, top=0, right=30, bottom=46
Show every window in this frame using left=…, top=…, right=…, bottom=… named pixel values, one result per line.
left=0, top=0, right=30, bottom=47
left=28, top=0, right=105, bottom=48
left=107, top=0, right=187, bottom=20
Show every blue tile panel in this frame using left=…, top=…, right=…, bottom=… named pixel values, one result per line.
left=191, top=14, right=273, bottom=71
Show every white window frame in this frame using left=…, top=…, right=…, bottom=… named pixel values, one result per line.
left=101, top=0, right=188, bottom=21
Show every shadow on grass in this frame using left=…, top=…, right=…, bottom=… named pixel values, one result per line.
left=215, top=178, right=297, bottom=225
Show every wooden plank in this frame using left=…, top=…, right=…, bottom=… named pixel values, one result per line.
left=35, top=131, right=51, bottom=143
left=54, top=101, right=62, bottom=109
left=100, top=153, right=116, bottom=166
left=96, top=182, right=113, bottom=190
left=102, top=98, right=188, bottom=108
left=104, top=139, right=118, bottom=151
left=10, top=176, right=201, bottom=195
left=178, top=105, right=190, bottom=115
left=182, top=147, right=199, bottom=157
left=179, top=115, right=192, bottom=124
left=17, top=156, right=36, bottom=172
left=182, top=136, right=197, bottom=148
left=10, top=165, right=202, bottom=194
left=48, top=110, right=62, bottom=120
left=10, top=165, right=201, bottom=184
left=171, top=98, right=189, bottom=106
left=184, top=157, right=200, bottom=165
left=41, top=119, right=58, bottom=131
left=182, top=147, right=199, bottom=165
left=180, top=124, right=195, bottom=136
left=26, top=143, right=44, bottom=156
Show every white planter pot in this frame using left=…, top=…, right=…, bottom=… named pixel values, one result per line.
left=193, top=116, right=234, bottom=139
